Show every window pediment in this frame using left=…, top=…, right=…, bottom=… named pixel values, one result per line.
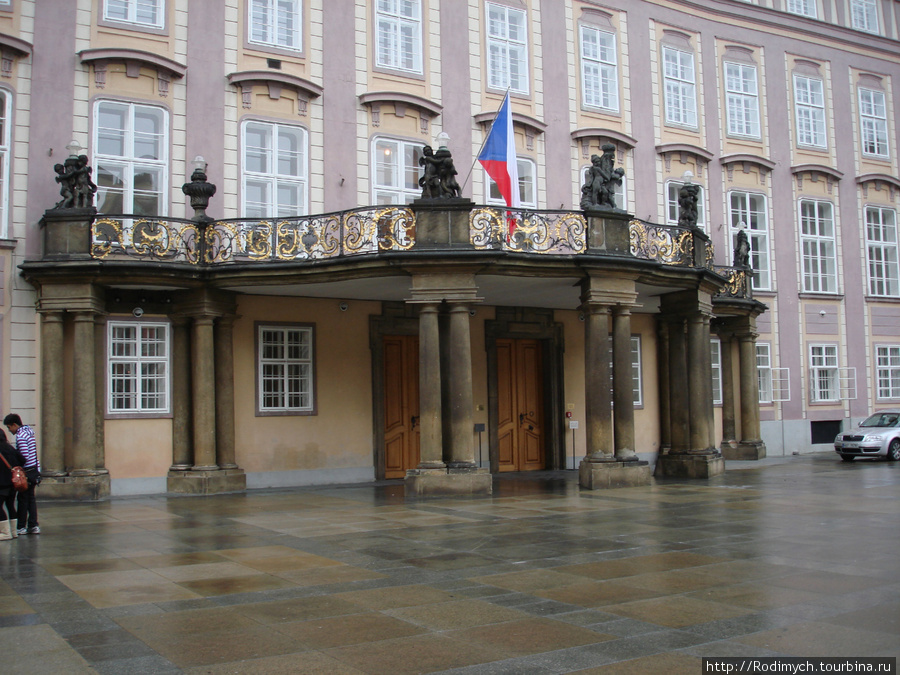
left=359, top=92, right=442, bottom=135
left=228, top=70, right=323, bottom=116
left=79, top=48, right=185, bottom=97
left=572, top=128, right=636, bottom=162
left=474, top=109, right=546, bottom=151
left=657, top=142, right=714, bottom=177
left=0, top=34, right=31, bottom=78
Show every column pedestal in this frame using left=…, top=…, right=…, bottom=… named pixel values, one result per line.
left=38, top=474, right=110, bottom=501
left=655, top=452, right=725, bottom=478
left=167, top=468, right=246, bottom=495
left=405, top=466, right=492, bottom=497
left=724, top=441, right=767, bottom=461
left=579, top=458, right=652, bottom=489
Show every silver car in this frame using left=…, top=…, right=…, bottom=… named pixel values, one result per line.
left=834, top=410, right=900, bottom=462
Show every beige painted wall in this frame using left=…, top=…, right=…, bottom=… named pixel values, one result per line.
left=106, top=418, right=173, bottom=478
left=232, top=295, right=379, bottom=474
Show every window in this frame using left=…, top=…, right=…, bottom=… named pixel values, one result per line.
left=793, top=75, right=826, bottom=148
left=866, top=206, right=899, bottom=297
left=580, top=25, right=618, bottom=112
left=108, top=321, right=169, bottom=414
left=94, top=101, right=168, bottom=216
left=609, top=336, right=643, bottom=407
left=489, top=157, right=536, bottom=208
left=0, top=90, right=9, bottom=238
left=850, top=0, right=878, bottom=33
left=242, top=121, right=307, bottom=218
left=876, top=346, right=900, bottom=399
left=372, top=138, right=423, bottom=205
left=725, top=62, right=760, bottom=138
left=809, top=344, right=838, bottom=402
left=800, top=200, right=837, bottom=293
left=786, top=0, right=816, bottom=18
left=729, top=191, right=769, bottom=290
left=486, top=3, right=528, bottom=94
left=663, top=46, right=697, bottom=127
left=249, top=0, right=301, bottom=51
left=757, top=343, right=772, bottom=403
left=376, top=0, right=422, bottom=74
left=711, top=338, right=722, bottom=405
left=104, top=0, right=164, bottom=28
left=258, top=325, right=314, bottom=413
left=859, top=88, right=888, bottom=158
left=666, top=181, right=704, bottom=230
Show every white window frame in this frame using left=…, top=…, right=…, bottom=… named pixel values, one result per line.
left=876, top=345, right=900, bottom=400
left=786, top=0, right=817, bottom=18
left=757, top=343, right=773, bottom=403
left=858, top=88, right=889, bottom=158
left=725, top=61, right=760, bottom=138
left=489, top=157, right=536, bottom=209
left=607, top=336, right=643, bottom=407
left=93, top=100, right=168, bottom=217
left=580, top=24, right=618, bottom=112
left=103, top=0, right=164, bottom=28
left=711, top=338, right=722, bottom=405
left=372, top=137, right=423, bottom=205
left=249, top=0, right=302, bottom=51
left=662, top=46, right=697, bottom=128
left=850, top=0, right=879, bottom=33
left=666, top=180, right=704, bottom=231
left=809, top=344, right=840, bottom=403
left=793, top=74, right=827, bottom=149
left=242, top=120, right=308, bottom=218
left=799, top=199, right=837, bottom=294
left=866, top=206, right=899, bottom=297
left=729, top=191, right=769, bottom=290
left=0, top=89, right=9, bottom=239
left=376, top=0, right=422, bottom=74
left=257, top=324, right=315, bottom=414
left=107, top=321, right=170, bottom=415
left=486, top=2, right=529, bottom=95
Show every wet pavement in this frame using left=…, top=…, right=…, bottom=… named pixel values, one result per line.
left=1, top=453, right=898, bottom=674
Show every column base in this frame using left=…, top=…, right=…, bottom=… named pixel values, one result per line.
left=655, top=451, right=725, bottom=479
left=405, top=467, right=492, bottom=497
left=579, top=458, right=652, bottom=489
left=167, top=468, right=246, bottom=495
left=722, top=440, right=767, bottom=461
left=38, top=473, right=111, bottom=501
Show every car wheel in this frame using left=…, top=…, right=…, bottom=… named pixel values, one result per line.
left=840, top=455, right=855, bottom=462
left=888, top=439, right=900, bottom=462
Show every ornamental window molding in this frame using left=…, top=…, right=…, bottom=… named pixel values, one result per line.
left=228, top=71, right=323, bottom=116
left=79, top=48, right=186, bottom=97
left=358, top=91, right=442, bottom=134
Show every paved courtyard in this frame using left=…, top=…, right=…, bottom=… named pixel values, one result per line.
left=0, top=454, right=898, bottom=674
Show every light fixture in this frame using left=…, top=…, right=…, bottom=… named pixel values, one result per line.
left=682, top=170, right=694, bottom=185
left=65, top=139, right=83, bottom=157
left=339, top=301, right=349, bottom=312
left=191, top=155, right=207, bottom=173
left=435, top=131, right=450, bottom=149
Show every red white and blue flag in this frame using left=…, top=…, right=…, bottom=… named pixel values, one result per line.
left=478, top=92, right=520, bottom=209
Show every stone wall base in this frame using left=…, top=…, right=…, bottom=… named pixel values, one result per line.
left=39, top=473, right=111, bottom=501
left=167, top=468, right=247, bottom=495
left=579, top=459, right=652, bottom=489
left=722, top=440, right=767, bottom=461
left=405, top=466, right=492, bottom=497
left=655, top=452, right=725, bottom=479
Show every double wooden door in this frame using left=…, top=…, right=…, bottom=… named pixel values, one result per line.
left=496, top=338, right=545, bottom=471
left=383, top=335, right=419, bottom=479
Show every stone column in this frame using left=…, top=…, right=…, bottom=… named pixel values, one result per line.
left=668, top=318, right=690, bottom=453
left=687, top=313, right=712, bottom=453
left=719, top=333, right=738, bottom=447
left=70, top=311, right=98, bottom=475
left=417, top=302, right=445, bottom=469
left=170, top=318, right=193, bottom=470
left=214, top=316, right=237, bottom=469
left=656, top=320, right=671, bottom=453
left=612, top=305, right=636, bottom=460
left=40, top=311, right=66, bottom=476
left=93, top=315, right=108, bottom=475
left=446, top=302, right=476, bottom=467
left=739, top=333, right=763, bottom=443
left=191, top=316, right=218, bottom=471
left=584, top=303, right=612, bottom=460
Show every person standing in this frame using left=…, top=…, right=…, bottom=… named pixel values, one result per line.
left=0, top=428, right=25, bottom=540
left=4, top=414, right=39, bottom=535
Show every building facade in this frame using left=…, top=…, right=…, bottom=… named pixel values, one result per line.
left=0, top=0, right=897, bottom=497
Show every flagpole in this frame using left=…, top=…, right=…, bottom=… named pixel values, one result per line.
left=460, top=88, right=511, bottom=194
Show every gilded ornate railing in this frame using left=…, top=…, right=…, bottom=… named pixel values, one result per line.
left=628, top=219, right=695, bottom=267
left=92, top=217, right=201, bottom=262
left=712, top=265, right=752, bottom=298
left=470, top=207, right=587, bottom=254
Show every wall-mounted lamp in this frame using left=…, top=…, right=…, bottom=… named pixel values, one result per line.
left=132, top=307, right=144, bottom=318
left=339, top=302, right=349, bottom=312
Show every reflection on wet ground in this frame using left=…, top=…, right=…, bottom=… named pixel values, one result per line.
left=0, top=454, right=898, bottom=674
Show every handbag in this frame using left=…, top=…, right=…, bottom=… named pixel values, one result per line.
left=0, top=453, right=27, bottom=492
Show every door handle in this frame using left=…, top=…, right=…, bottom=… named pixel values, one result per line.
left=411, top=415, right=419, bottom=429
left=519, top=413, right=525, bottom=424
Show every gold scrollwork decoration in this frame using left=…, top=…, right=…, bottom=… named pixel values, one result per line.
left=276, top=221, right=302, bottom=259
left=343, top=211, right=378, bottom=254
left=470, top=207, right=504, bottom=248
left=675, top=229, right=693, bottom=264
left=205, top=222, right=237, bottom=264
left=91, top=218, right=124, bottom=259
left=131, top=219, right=172, bottom=257
left=375, top=207, right=415, bottom=250
left=181, top=224, right=201, bottom=264
left=557, top=213, right=587, bottom=253
left=244, top=221, right=272, bottom=260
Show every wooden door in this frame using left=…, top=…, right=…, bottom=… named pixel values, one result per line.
left=383, top=335, right=420, bottom=479
left=497, top=338, right=545, bottom=471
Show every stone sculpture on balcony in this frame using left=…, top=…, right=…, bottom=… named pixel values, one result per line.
left=677, top=183, right=701, bottom=230
left=53, top=153, right=97, bottom=210
left=419, top=144, right=462, bottom=200
left=580, top=143, right=624, bottom=211
left=733, top=227, right=751, bottom=269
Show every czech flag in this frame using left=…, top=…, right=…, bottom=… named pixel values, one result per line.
left=478, top=92, right=520, bottom=209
